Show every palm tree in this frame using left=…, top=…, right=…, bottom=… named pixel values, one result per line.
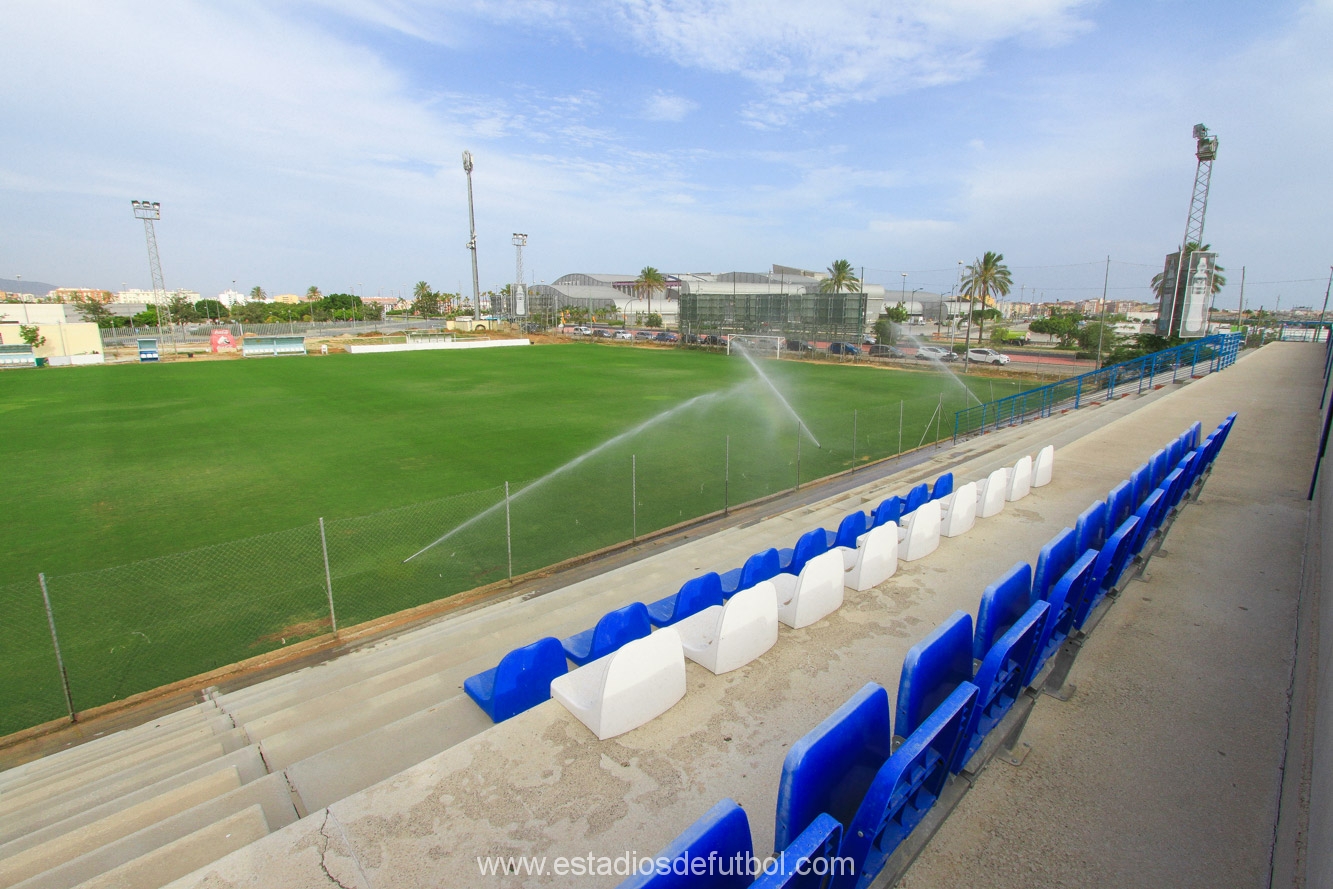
left=306, top=285, right=322, bottom=301
left=635, top=267, right=666, bottom=316
left=819, top=260, right=861, bottom=293
left=413, top=281, right=433, bottom=302
left=249, top=285, right=266, bottom=302
left=959, top=252, right=1013, bottom=366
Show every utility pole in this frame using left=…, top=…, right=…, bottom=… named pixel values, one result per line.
left=1095, top=255, right=1110, bottom=369
left=960, top=260, right=973, bottom=370
left=1319, top=266, right=1332, bottom=329
left=131, top=200, right=171, bottom=354
left=462, top=151, right=481, bottom=319
left=512, top=234, right=528, bottom=318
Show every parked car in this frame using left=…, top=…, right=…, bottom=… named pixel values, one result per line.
left=967, top=348, right=1011, bottom=365
left=571, top=326, right=593, bottom=336
left=652, top=331, right=679, bottom=343
left=868, top=344, right=906, bottom=358
left=828, top=342, right=862, bottom=356
left=593, top=328, right=612, bottom=338
left=915, top=345, right=958, bottom=362
left=634, top=330, right=655, bottom=340
left=614, top=330, right=633, bottom=340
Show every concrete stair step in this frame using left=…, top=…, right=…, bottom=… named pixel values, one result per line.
left=0, top=729, right=249, bottom=820
left=0, top=740, right=247, bottom=843
left=286, top=692, right=493, bottom=814
left=12, top=775, right=293, bottom=889
left=60, top=805, right=269, bottom=889
left=0, top=769, right=243, bottom=886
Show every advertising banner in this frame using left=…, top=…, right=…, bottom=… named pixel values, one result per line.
left=1156, top=252, right=1181, bottom=336
left=1178, top=251, right=1216, bottom=338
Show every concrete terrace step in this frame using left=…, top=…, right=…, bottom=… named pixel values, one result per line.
left=285, top=692, right=493, bottom=814
left=0, top=728, right=249, bottom=820
left=59, top=805, right=269, bottom=889
left=11, top=775, right=292, bottom=889
left=0, top=769, right=244, bottom=887
left=0, top=747, right=269, bottom=849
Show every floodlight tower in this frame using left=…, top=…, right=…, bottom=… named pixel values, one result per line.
left=512, top=233, right=527, bottom=318
left=1181, top=123, right=1219, bottom=250
left=131, top=199, right=170, bottom=351
left=462, top=151, right=481, bottom=317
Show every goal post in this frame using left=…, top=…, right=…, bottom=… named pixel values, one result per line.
left=726, top=334, right=784, bottom=359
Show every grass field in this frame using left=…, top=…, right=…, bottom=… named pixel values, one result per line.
left=0, top=343, right=1030, bottom=734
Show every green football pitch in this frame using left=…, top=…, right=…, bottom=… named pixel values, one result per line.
left=0, top=343, right=1029, bottom=734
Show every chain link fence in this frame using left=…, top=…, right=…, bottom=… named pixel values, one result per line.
left=1, top=381, right=1015, bottom=738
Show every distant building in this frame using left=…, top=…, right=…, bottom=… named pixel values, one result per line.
left=114, top=288, right=200, bottom=305
left=272, top=293, right=303, bottom=304
left=216, top=289, right=247, bottom=307
left=50, top=288, right=114, bottom=303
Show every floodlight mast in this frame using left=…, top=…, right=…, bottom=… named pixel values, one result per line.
left=131, top=200, right=171, bottom=353
left=1182, top=124, right=1219, bottom=250
left=512, top=233, right=527, bottom=318
left=462, top=151, right=481, bottom=318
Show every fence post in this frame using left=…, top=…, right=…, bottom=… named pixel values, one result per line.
left=935, top=393, right=943, bottom=445
left=1074, top=377, right=1083, bottom=409
left=505, top=482, right=513, bottom=578
left=631, top=456, right=637, bottom=542
left=851, top=410, right=858, bottom=471
left=795, top=422, right=801, bottom=491
left=724, top=436, right=730, bottom=516
left=898, top=400, right=904, bottom=456
left=318, top=518, right=338, bottom=634
left=39, top=573, right=76, bottom=723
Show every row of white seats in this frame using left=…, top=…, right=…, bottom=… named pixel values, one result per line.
left=550, top=444, right=1055, bottom=741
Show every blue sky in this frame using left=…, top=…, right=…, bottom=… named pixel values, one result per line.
left=4, top=0, right=1331, bottom=309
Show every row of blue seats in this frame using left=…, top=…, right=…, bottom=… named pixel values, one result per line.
left=464, top=471, right=958, bottom=723
left=617, top=413, right=1236, bottom=889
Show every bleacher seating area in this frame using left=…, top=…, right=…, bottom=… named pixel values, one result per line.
left=0, top=412, right=1237, bottom=889
left=612, top=414, right=1235, bottom=888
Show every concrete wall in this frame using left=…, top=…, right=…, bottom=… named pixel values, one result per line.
left=346, top=339, right=530, bottom=355
left=0, top=321, right=105, bottom=362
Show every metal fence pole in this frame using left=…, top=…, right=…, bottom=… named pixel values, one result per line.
left=39, top=573, right=76, bottom=722
left=631, top=455, right=637, bottom=541
left=852, top=409, right=858, bottom=471
left=318, top=518, right=338, bottom=634
left=724, top=436, right=730, bottom=516
left=795, top=422, right=801, bottom=490
left=505, top=482, right=513, bottom=578
left=898, top=400, right=904, bottom=456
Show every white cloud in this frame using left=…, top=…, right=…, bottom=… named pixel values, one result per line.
left=642, top=91, right=699, bottom=121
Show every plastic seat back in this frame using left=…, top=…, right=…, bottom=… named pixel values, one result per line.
left=930, top=473, right=954, bottom=501
left=834, top=510, right=869, bottom=550
left=752, top=814, right=843, bottom=889
left=973, top=563, right=1033, bottom=661
left=648, top=573, right=725, bottom=627
left=957, top=599, right=1048, bottom=771
left=1106, top=480, right=1134, bottom=530
left=1032, top=527, right=1077, bottom=603
left=870, top=496, right=903, bottom=529
left=903, top=482, right=930, bottom=515
left=1029, top=549, right=1099, bottom=680
left=1129, top=464, right=1152, bottom=510
left=1074, top=500, right=1108, bottom=553
left=838, top=682, right=977, bottom=889
left=784, top=528, right=831, bottom=576
left=463, top=637, right=568, bottom=723
left=562, top=602, right=653, bottom=665
left=775, top=683, right=893, bottom=851
left=620, top=798, right=754, bottom=889
left=896, top=611, right=974, bottom=740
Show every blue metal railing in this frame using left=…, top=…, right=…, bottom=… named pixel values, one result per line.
left=953, top=334, right=1242, bottom=441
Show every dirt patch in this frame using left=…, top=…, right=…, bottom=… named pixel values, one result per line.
left=255, top=616, right=333, bottom=647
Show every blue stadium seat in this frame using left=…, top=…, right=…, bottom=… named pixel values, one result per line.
left=464, top=637, right=568, bottom=723
left=1148, top=448, right=1169, bottom=490
left=618, top=798, right=754, bottom=889
left=1032, top=527, right=1078, bottom=603
left=930, top=473, right=954, bottom=501
left=831, top=510, right=869, bottom=551
left=1161, top=466, right=1188, bottom=513
left=1074, top=500, right=1108, bottom=553
left=778, top=528, right=832, bottom=576
left=1106, top=480, right=1134, bottom=531
left=1186, top=420, right=1203, bottom=449
left=869, top=496, right=903, bottom=529
left=897, top=612, right=975, bottom=739
left=561, top=602, right=653, bottom=666
left=837, top=682, right=977, bottom=889
left=751, top=814, right=844, bottom=889
left=1128, top=488, right=1167, bottom=556
left=647, top=573, right=725, bottom=627
left=720, top=548, right=782, bottom=598
left=1028, top=548, right=1099, bottom=681
left=1081, top=515, right=1141, bottom=624
left=972, top=563, right=1033, bottom=661
left=957, top=599, right=1047, bottom=771
left=775, top=683, right=894, bottom=851
left=903, top=483, right=931, bottom=515
left=1129, top=464, right=1152, bottom=511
